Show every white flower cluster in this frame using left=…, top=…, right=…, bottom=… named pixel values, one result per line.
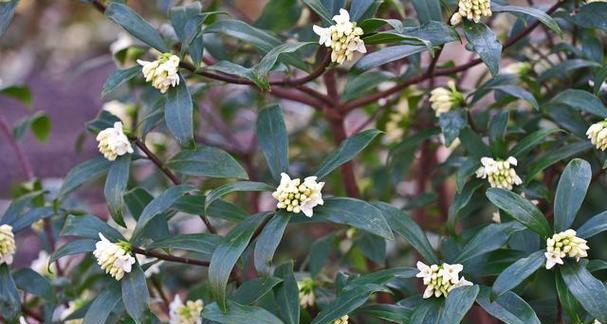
left=169, top=295, right=204, bottom=324
left=333, top=315, right=349, bottom=324
left=96, top=121, right=134, bottom=161
left=272, top=173, right=324, bottom=217
left=416, top=261, right=472, bottom=299
left=93, top=233, right=136, bottom=281
left=429, top=81, right=464, bottom=117
left=451, top=0, right=492, bottom=25
left=544, top=229, right=589, bottom=270
left=0, top=224, right=16, bottom=265
left=137, top=53, right=181, bottom=94
left=31, top=250, right=56, bottom=278
left=297, top=277, right=316, bottom=308
left=586, top=120, right=607, bottom=151
left=313, top=9, right=367, bottom=64
left=476, top=156, right=523, bottom=190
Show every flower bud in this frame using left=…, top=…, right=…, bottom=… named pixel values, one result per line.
left=452, top=0, right=492, bottom=25
left=587, top=120, right=607, bottom=151
left=137, top=53, right=181, bottom=94
left=544, top=229, right=589, bottom=269
left=169, top=295, right=204, bottom=324
left=429, top=81, right=463, bottom=116
left=475, top=156, right=522, bottom=190
left=0, top=224, right=16, bottom=266
left=273, top=173, right=324, bottom=217
left=93, top=233, right=136, bottom=281
left=96, top=122, right=133, bottom=161
left=313, top=9, right=366, bottom=64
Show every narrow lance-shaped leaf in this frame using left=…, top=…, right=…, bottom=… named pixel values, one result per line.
left=463, top=22, right=502, bottom=76
left=486, top=188, right=552, bottom=238
left=83, top=283, right=123, bottom=324
left=58, top=157, right=112, bottom=199
left=273, top=262, right=300, bottom=324
left=0, top=0, right=18, bottom=38
left=102, top=66, right=141, bottom=99
left=121, top=264, right=149, bottom=322
left=314, top=129, right=381, bottom=179
left=0, top=265, right=20, bottom=319
left=560, top=263, right=607, bottom=322
left=314, top=198, right=394, bottom=240
left=254, top=211, right=291, bottom=275
left=105, top=2, right=169, bottom=52
left=209, top=213, right=271, bottom=311
left=454, top=222, right=525, bottom=263
left=203, top=300, right=284, bottom=324
left=167, top=147, right=248, bottom=179
left=491, top=4, right=561, bottom=34
left=549, top=89, right=607, bottom=118
left=104, top=155, right=131, bottom=227
left=438, top=285, right=480, bottom=324
left=492, top=250, right=545, bottom=297
left=165, top=75, right=194, bottom=145
left=476, top=287, right=541, bottom=324
left=554, top=159, right=591, bottom=232
left=256, top=104, right=289, bottom=181
left=577, top=210, right=607, bottom=239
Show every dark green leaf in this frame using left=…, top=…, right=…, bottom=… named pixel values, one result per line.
left=526, top=141, right=593, bottom=182
left=438, top=285, right=479, bottom=324
left=577, top=210, right=607, bottom=239
left=274, top=262, right=300, bottom=324
left=509, top=128, right=562, bottom=158
left=0, top=265, right=19, bottom=319
left=0, top=85, right=32, bottom=107
left=355, top=304, right=413, bottom=323
left=314, top=198, right=393, bottom=240
left=411, top=0, right=442, bottom=23
left=255, top=0, right=302, bottom=31
left=203, top=300, right=284, bottom=324
left=205, top=181, right=274, bottom=211
left=476, top=287, right=540, bottom=324
left=0, top=191, right=42, bottom=225
left=463, top=22, right=502, bottom=76
left=491, top=4, right=561, bottom=34
left=167, top=147, right=248, bottom=179
left=165, top=75, right=194, bottom=145
left=58, top=157, right=112, bottom=199
left=555, top=270, right=581, bottom=322
left=61, top=214, right=124, bottom=242
left=105, top=2, right=169, bottom=52
left=439, top=111, right=466, bottom=146
left=492, top=250, right=545, bottom=297
left=83, top=283, right=122, bottom=324
left=573, top=3, right=607, bottom=31
left=311, top=287, right=375, bottom=324
left=486, top=188, right=552, bottom=238
left=30, top=112, right=51, bottom=142
left=209, top=213, right=270, bottom=311
left=314, top=129, right=381, bottom=179
left=86, top=110, right=121, bottom=134
left=121, top=264, right=149, bottom=322
left=375, top=202, right=439, bottom=264
left=554, top=159, right=591, bottom=232
left=303, top=0, right=332, bottom=24
left=147, top=233, right=222, bottom=260
left=257, top=104, right=289, bottom=181
left=560, top=262, right=607, bottom=321
left=102, top=66, right=141, bottom=99
left=491, top=85, right=538, bottom=110
left=549, top=89, right=607, bottom=118
left=0, top=0, right=18, bottom=38
left=51, top=239, right=97, bottom=263
left=458, top=127, right=491, bottom=158
left=233, top=276, right=283, bottom=305
left=593, top=66, right=607, bottom=95
left=454, top=222, right=525, bottom=263
left=10, top=207, right=53, bottom=232
left=254, top=211, right=290, bottom=275
left=104, top=155, right=131, bottom=227
left=354, top=45, right=428, bottom=70
left=13, top=268, right=55, bottom=302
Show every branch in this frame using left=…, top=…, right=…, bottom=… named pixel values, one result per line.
left=342, top=1, right=564, bottom=111
left=0, top=116, right=34, bottom=180
left=132, top=247, right=209, bottom=267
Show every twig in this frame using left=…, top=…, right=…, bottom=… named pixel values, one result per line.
left=0, top=116, right=34, bottom=180
left=132, top=247, right=210, bottom=267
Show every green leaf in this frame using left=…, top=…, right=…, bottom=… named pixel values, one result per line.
left=463, top=22, right=502, bottom=76
left=492, top=250, right=545, bottom=297
left=491, top=85, right=538, bottom=110
left=454, top=222, right=525, bottom=263
left=303, top=0, right=332, bottom=24
left=255, top=42, right=315, bottom=87
left=147, top=233, right=222, bottom=260
left=438, top=285, right=479, bottom=324
left=476, top=287, right=541, bottom=324
left=554, top=159, right=591, bottom=232
left=538, top=59, right=601, bottom=82
left=560, top=262, right=607, bottom=322
left=509, top=128, right=562, bottom=158
left=594, top=66, right=607, bottom=95
left=555, top=270, right=581, bottom=322
left=86, top=110, right=121, bottom=134
left=526, top=141, right=593, bottom=182
left=30, top=112, right=51, bottom=142
left=0, top=85, right=32, bottom=107
left=0, top=191, right=42, bottom=225
left=9, top=207, right=53, bottom=232
left=439, top=111, right=466, bottom=146
left=354, top=45, right=428, bottom=70
left=51, top=239, right=97, bottom=263
left=13, top=268, right=55, bottom=302
left=491, top=4, right=561, bottom=34
left=233, top=276, right=283, bottom=305
left=121, top=264, right=149, bottom=322
left=355, top=304, right=413, bottom=323
left=549, top=89, right=607, bottom=118
left=58, top=157, right=111, bottom=199
left=102, top=66, right=140, bottom=99
left=255, top=0, right=302, bottom=32
left=458, top=127, right=491, bottom=158
left=411, top=0, right=442, bottom=23
left=169, top=2, right=201, bottom=42
left=105, top=2, right=169, bottom=52
left=342, top=71, right=392, bottom=102
left=374, top=202, right=439, bottom=264
left=403, top=21, right=458, bottom=46
left=83, top=283, right=122, bottom=324
left=207, top=200, right=248, bottom=222
left=0, top=0, right=18, bottom=38
left=167, top=147, right=248, bottom=179
left=314, top=129, right=381, bottom=179
left=486, top=188, right=552, bottom=238
left=165, top=75, right=194, bottom=145
left=0, top=265, right=19, bottom=319
left=410, top=299, right=442, bottom=323
left=203, top=300, right=284, bottom=324
left=577, top=210, right=607, bottom=239
left=311, top=287, right=375, bottom=324
left=273, top=262, right=300, bottom=324
left=206, top=19, right=281, bottom=53
left=206, top=61, right=266, bottom=89
left=254, top=211, right=290, bottom=275
left=104, top=155, right=131, bottom=227
left=573, top=3, right=607, bottom=31
left=314, top=198, right=393, bottom=240
left=307, top=233, right=335, bottom=277
left=132, top=185, right=196, bottom=242
left=209, top=213, right=270, bottom=311
left=61, top=214, right=124, bottom=242
left=205, top=181, right=275, bottom=212
left=256, top=104, right=289, bottom=181
left=124, top=187, right=170, bottom=241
